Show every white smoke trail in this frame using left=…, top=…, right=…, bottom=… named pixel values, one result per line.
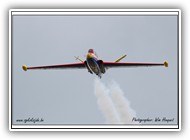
left=94, top=78, right=120, bottom=124
left=94, top=78, right=136, bottom=124
left=109, top=81, right=136, bottom=124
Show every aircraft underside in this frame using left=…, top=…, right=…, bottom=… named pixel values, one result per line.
left=85, top=58, right=106, bottom=78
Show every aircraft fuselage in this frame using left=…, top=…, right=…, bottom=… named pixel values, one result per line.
left=85, top=52, right=105, bottom=78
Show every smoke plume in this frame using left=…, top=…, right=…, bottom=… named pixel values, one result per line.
left=94, top=79, right=120, bottom=124
left=94, top=78, right=136, bottom=124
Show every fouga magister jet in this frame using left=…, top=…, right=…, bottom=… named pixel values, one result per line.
left=22, top=49, right=168, bottom=78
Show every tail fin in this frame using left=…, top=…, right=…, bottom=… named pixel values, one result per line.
left=74, top=56, right=84, bottom=62
left=115, top=54, right=127, bottom=62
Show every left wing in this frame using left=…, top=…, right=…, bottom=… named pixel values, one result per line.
left=22, top=62, right=86, bottom=71
left=103, top=61, right=168, bottom=68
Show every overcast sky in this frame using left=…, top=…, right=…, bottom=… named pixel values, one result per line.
left=12, top=13, right=178, bottom=125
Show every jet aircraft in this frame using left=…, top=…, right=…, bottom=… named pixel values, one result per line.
left=22, top=49, right=168, bottom=78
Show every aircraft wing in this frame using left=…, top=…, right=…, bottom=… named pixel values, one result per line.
left=22, top=62, right=86, bottom=71
left=103, top=61, right=168, bottom=68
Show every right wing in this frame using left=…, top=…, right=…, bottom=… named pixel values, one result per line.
left=103, top=61, right=168, bottom=68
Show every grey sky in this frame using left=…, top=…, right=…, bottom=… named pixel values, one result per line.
left=12, top=14, right=178, bottom=125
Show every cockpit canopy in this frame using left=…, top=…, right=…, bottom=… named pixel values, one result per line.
left=88, top=49, right=94, bottom=53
